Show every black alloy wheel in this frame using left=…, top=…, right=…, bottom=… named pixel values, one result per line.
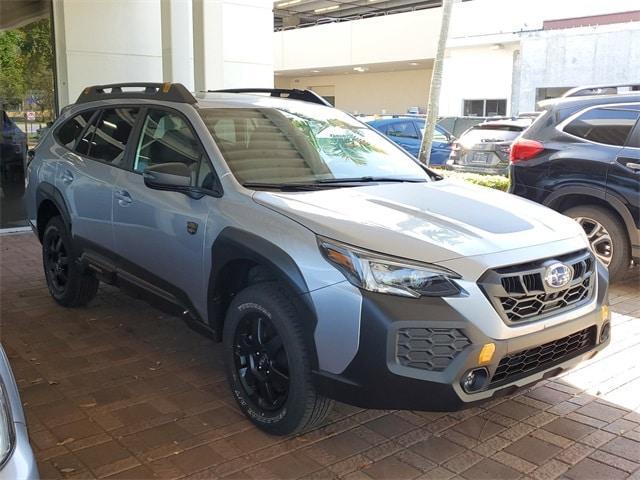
left=44, top=227, right=70, bottom=295
left=233, top=312, right=289, bottom=411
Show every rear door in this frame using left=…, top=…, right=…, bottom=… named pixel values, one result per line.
left=417, top=121, right=451, bottom=165
left=606, top=105, right=640, bottom=246
left=57, top=107, right=140, bottom=253
left=549, top=107, right=639, bottom=195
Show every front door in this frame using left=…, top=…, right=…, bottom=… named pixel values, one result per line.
left=112, top=108, right=215, bottom=312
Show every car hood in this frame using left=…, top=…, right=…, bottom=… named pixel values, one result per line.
left=252, top=180, right=585, bottom=264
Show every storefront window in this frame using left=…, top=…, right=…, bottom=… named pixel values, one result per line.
left=0, top=15, right=55, bottom=229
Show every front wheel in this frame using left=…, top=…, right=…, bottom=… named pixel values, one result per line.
left=223, top=282, right=333, bottom=435
left=564, top=205, right=631, bottom=282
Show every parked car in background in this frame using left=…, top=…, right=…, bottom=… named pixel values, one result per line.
left=367, top=116, right=453, bottom=165
left=510, top=89, right=640, bottom=281
left=447, top=118, right=533, bottom=175
left=0, top=345, right=38, bottom=479
left=1, top=110, right=27, bottom=185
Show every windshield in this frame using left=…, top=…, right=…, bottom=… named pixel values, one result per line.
left=198, top=105, right=429, bottom=185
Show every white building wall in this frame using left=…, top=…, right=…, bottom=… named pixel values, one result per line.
left=53, top=0, right=274, bottom=107
left=438, top=44, right=518, bottom=117
left=53, top=0, right=163, bottom=106
left=194, top=0, right=273, bottom=91
left=517, top=23, right=640, bottom=112
left=276, top=68, right=433, bottom=114
left=274, top=0, right=640, bottom=73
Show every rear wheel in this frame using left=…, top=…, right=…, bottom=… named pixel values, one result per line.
left=223, top=282, right=333, bottom=435
left=564, top=205, right=631, bottom=282
left=42, top=216, right=99, bottom=306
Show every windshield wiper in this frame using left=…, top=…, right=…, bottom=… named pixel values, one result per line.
left=242, top=182, right=345, bottom=191
left=316, top=176, right=428, bottom=184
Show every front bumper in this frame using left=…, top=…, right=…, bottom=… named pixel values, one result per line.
left=313, top=264, right=610, bottom=411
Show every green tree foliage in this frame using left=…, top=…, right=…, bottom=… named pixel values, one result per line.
left=0, top=18, right=54, bottom=117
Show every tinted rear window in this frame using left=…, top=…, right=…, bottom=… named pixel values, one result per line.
left=564, top=108, right=640, bottom=146
left=55, top=111, right=94, bottom=149
left=459, top=126, right=522, bottom=144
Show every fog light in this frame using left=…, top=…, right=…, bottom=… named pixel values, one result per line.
left=461, top=368, right=489, bottom=393
left=601, top=305, right=610, bottom=322
left=478, top=343, right=495, bottom=365
left=600, top=322, right=611, bottom=343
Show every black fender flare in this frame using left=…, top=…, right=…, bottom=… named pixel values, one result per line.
left=35, top=182, right=72, bottom=236
left=543, top=185, right=639, bottom=246
left=207, top=227, right=319, bottom=366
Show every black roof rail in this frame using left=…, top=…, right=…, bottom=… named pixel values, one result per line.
left=562, top=83, right=640, bottom=98
left=76, top=82, right=197, bottom=104
left=209, top=88, right=332, bottom=107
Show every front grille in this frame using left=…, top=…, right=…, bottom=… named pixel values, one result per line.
left=479, top=249, right=595, bottom=324
left=396, top=328, right=470, bottom=372
left=489, top=326, right=597, bottom=387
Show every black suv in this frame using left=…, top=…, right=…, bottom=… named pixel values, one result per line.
left=509, top=92, right=640, bottom=281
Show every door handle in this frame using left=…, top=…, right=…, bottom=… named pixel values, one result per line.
left=115, top=189, right=132, bottom=206
left=617, top=157, right=640, bottom=172
left=625, top=162, right=640, bottom=171
left=61, top=170, right=74, bottom=184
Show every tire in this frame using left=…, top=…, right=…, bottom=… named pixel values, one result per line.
left=223, top=282, right=333, bottom=435
left=564, top=205, right=631, bottom=282
left=42, top=216, right=99, bottom=307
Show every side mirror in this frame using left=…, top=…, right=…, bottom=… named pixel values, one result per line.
left=143, top=162, right=192, bottom=191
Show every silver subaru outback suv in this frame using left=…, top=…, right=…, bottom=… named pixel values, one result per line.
left=25, top=83, right=611, bottom=435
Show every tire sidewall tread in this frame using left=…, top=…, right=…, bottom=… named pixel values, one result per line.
left=223, top=282, right=332, bottom=435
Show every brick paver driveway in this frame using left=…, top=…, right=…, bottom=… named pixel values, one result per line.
left=1, top=233, right=639, bottom=479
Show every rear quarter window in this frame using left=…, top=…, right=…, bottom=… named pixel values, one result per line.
left=54, top=111, right=95, bottom=149
left=563, top=108, right=640, bottom=146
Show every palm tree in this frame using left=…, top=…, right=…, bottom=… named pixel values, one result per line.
left=418, top=0, right=454, bottom=166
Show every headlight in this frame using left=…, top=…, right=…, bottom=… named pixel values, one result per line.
left=0, top=381, right=14, bottom=467
left=318, top=237, right=462, bottom=297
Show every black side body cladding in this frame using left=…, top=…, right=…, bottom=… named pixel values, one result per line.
left=208, top=227, right=320, bottom=365
left=35, top=182, right=72, bottom=238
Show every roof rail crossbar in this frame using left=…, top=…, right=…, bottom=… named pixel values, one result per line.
left=76, top=82, right=197, bottom=104
left=562, top=83, right=640, bottom=98
left=209, top=88, right=332, bottom=107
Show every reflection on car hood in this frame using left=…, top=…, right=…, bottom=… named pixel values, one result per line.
left=253, top=179, right=585, bottom=264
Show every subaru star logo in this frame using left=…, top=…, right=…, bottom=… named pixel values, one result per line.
left=544, top=262, right=573, bottom=289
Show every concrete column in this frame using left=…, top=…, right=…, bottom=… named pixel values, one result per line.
left=52, top=0, right=163, bottom=108
left=52, top=0, right=70, bottom=109
left=193, top=0, right=273, bottom=91
left=161, top=0, right=194, bottom=90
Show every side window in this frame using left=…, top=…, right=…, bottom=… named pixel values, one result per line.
left=75, top=108, right=139, bottom=163
left=564, top=108, right=640, bottom=146
left=89, top=108, right=139, bottom=164
left=55, top=111, right=95, bottom=149
left=432, top=127, right=449, bottom=143
left=387, top=121, right=419, bottom=139
left=134, top=109, right=209, bottom=187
